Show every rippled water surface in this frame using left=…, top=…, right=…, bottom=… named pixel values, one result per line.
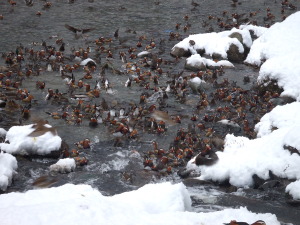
left=1, top=0, right=300, bottom=224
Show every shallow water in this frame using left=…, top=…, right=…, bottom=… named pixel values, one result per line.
left=1, top=0, right=300, bottom=224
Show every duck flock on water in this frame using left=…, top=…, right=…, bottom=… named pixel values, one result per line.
left=0, top=1, right=299, bottom=224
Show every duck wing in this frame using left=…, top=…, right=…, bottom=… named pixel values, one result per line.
left=65, top=24, right=79, bottom=33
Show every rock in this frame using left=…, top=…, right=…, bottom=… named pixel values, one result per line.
left=252, top=174, right=265, bottom=189
left=286, top=199, right=300, bottom=207
left=283, top=145, right=300, bottom=156
left=182, top=178, right=213, bottom=186
left=177, top=168, right=191, bottom=179
left=258, top=180, right=281, bottom=191
left=228, top=32, right=250, bottom=62
left=225, top=185, right=238, bottom=193
left=229, top=32, right=243, bottom=44
left=170, top=46, right=191, bottom=58
left=188, top=77, right=204, bottom=93
left=185, top=60, right=206, bottom=71
left=227, top=43, right=245, bottom=62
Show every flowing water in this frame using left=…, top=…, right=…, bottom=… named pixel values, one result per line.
left=1, top=0, right=300, bottom=224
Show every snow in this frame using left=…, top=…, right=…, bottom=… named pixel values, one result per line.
left=0, top=152, right=17, bottom=191
left=239, top=24, right=268, bottom=38
left=244, top=12, right=300, bottom=100
left=186, top=54, right=234, bottom=68
left=0, top=182, right=280, bottom=225
left=49, top=158, right=76, bottom=173
left=0, top=124, right=62, bottom=156
left=286, top=180, right=300, bottom=200
left=188, top=102, right=300, bottom=191
left=172, top=28, right=252, bottom=59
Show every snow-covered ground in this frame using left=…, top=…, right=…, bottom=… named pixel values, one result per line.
left=0, top=182, right=280, bottom=225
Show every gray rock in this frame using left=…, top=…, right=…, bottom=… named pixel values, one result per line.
left=229, top=32, right=243, bottom=43
left=185, top=60, right=206, bottom=71
left=170, top=46, right=191, bottom=58
left=227, top=43, right=245, bottom=62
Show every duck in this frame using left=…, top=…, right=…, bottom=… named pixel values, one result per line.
left=32, top=175, right=58, bottom=188
left=28, top=120, right=57, bottom=137
left=65, top=24, right=95, bottom=38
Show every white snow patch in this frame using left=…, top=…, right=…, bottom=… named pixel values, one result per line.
left=173, top=28, right=252, bottom=59
left=0, top=124, right=62, bottom=156
left=0, top=152, right=18, bottom=191
left=50, top=158, right=76, bottom=173
left=0, top=182, right=280, bottom=225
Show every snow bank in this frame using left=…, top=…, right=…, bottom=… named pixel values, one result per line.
left=187, top=102, right=300, bottom=190
left=50, top=158, right=76, bottom=173
left=244, top=12, right=300, bottom=100
left=172, top=28, right=252, bottom=59
left=0, top=124, right=62, bottom=156
left=0, top=182, right=280, bottom=225
left=0, top=152, right=17, bottom=191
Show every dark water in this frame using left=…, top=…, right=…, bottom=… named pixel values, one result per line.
left=1, top=0, right=300, bottom=224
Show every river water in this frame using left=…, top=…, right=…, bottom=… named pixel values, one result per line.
left=1, top=0, right=300, bottom=224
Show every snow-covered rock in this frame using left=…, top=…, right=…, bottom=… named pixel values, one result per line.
left=0, top=152, right=17, bottom=191
left=50, top=158, right=76, bottom=173
left=0, top=124, right=62, bottom=157
left=245, top=12, right=300, bottom=100
left=171, top=28, right=252, bottom=62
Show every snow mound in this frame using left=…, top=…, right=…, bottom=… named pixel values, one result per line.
left=0, top=124, right=62, bottom=156
left=0, top=182, right=280, bottom=225
left=50, top=158, right=76, bottom=173
left=0, top=152, right=18, bottom=191
left=186, top=54, right=234, bottom=68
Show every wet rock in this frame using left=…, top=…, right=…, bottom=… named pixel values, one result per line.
left=170, top=46, right=191, bottom=58
left=286, top=199, right=300, bottom=207
left=252, top=174, right=265, bottom=189
left=185, top=60, right=206, bottom=71
left=227, top=43, right=245, bottom=62
left=225, top=185, right=238, bottom=193
left=258, top=180, right=281, bottom=191
left=182, top=178, right=213, bottom=187
left=177, top=168, right=191, bottom=179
